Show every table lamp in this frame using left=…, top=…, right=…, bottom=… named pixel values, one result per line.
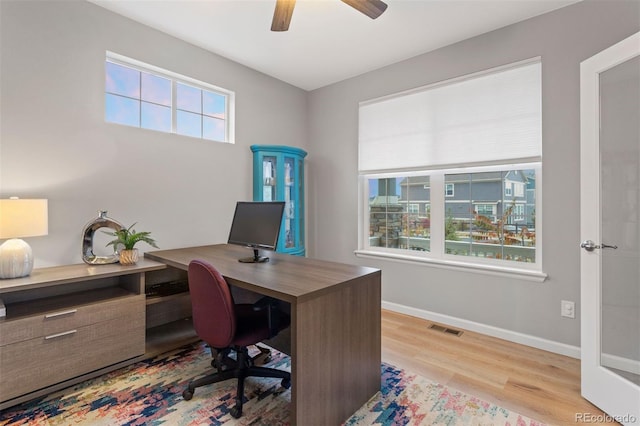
left=0, top=198, right=48, bottom=279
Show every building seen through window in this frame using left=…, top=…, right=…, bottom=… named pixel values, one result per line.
left=368, top=168, right=536, bottom=263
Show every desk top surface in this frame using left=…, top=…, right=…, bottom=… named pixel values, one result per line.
left=145, top=244, right=380, bottom=303
left=0, top=259, right=166, bottom=294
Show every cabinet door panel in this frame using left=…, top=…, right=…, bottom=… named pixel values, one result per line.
left=0, top=294, right=143, bottom=346
left=262, top=155, right=278, bottom=202
left=0, top=311, right=145, bottom=401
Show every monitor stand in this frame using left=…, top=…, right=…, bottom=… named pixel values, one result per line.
left=239, top=248, right=270, bottom=263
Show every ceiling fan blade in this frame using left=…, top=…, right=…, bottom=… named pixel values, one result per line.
left=271, top=0, right=296, bottom=31
left=340, top=0, right=388, bottom=19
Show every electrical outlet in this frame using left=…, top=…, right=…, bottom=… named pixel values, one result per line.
left=561, top=300, right=575, bottom=318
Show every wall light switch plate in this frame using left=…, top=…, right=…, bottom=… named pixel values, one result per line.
left=561, top=300, right=575, bottom=318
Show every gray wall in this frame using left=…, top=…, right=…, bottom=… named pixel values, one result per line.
left=307, top=0, right=640, bottom=348
left=0, top=0, right=308, bottom=266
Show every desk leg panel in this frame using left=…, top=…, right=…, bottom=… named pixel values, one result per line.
left=291, top=272, right=381, bottom=425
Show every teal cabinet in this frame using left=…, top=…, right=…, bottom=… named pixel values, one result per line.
left=251, top=145, right=307, bottom=256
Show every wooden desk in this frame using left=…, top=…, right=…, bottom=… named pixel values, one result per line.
left=145, top=244, right=381, bottom=426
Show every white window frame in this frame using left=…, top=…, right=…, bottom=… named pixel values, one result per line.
left=514, top=182, right=525, bottom=197
left=105, top=51, right=235, bottom=143
left=358, top=164, right=545, bottom=282
left=475, top=203, right=496, bottom=217
left=505, top=183, right=513, bottom=197
left=512, top=203, right=526, bottom=221
left=445, top=183, right=455, bottom=197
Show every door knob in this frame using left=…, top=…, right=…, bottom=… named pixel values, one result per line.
left=581, top=240, right=598, bottom=251
left=580, top=240, right=618, bottom=251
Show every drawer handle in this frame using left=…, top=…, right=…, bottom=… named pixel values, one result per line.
left=44, top=309, right=78, bottom=319
left=45, top=329, right=77, bottom=340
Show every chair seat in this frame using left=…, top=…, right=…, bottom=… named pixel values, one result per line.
left=233, top=304, right=291, bottom=347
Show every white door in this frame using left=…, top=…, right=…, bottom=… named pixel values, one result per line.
left=580, top=32, right=640, bottom=426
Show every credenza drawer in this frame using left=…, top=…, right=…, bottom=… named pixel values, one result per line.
left=0, top=311, right=145, bottom=402
left=0, top=294, right=143, bottom=346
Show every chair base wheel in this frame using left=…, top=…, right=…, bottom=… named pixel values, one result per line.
left=281, top=378, right=291, bottom=389
left=230, top=405, right=242, bottom=418
left=182, top=389, right=194, bottom=400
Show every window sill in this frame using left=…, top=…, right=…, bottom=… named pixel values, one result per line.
left=354, top=249, right=548, bottom=282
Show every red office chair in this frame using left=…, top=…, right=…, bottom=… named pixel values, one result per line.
left=182, top=259, right=291, bottom=418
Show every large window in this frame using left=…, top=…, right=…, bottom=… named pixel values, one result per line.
left=358, top=59, right=543, bottom=278
left=105, top=52, right=234, bottom=143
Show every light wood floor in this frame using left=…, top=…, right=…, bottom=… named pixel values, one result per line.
left=381, top=309, right=617, bottom=425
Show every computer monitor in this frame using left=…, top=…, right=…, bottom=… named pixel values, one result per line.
left=227, top=201, right=285, bottom=263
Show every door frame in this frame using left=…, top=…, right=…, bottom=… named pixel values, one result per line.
left=580, top=31, right=640, bottom=425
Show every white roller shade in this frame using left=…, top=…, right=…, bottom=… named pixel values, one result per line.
left=359, top=60, right=541, bottom=172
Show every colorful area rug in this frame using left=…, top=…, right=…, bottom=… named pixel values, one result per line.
left=0, top=341, right=545, bottom=426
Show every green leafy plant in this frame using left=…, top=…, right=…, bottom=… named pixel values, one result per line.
left=104, top=223, right=158, bottom=251
left=444, top=211, right=459, bottom=241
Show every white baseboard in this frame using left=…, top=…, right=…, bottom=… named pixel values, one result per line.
left=382, top=301, right=581, bottom=359
left=602, top=352, right=640, bottom=376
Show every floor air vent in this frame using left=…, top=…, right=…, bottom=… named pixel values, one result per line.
left=428, top=324, right=463, bottom=337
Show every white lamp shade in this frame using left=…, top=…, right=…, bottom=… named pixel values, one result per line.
left=0, top=198, right=48, bottom=279
left=0, top=199, right=48, bottom=239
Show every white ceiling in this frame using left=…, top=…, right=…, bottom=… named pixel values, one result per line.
left=89, top=0, right=580, bottom=91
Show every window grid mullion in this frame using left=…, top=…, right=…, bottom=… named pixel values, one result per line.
left=138, top=72, right=142, bottom=126
left=430, top=173, right=445, bottom=259
left=171, top=81, right=177, bottom=133
left=201, top=90, right=204, bottom=139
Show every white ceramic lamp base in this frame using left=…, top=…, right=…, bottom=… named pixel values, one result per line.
left=0, top=238, right=34, bottom=279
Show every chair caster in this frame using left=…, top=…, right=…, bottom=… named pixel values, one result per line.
left=182, top=389, right=194, bottom=400
left=230, top=405, right=242, bottom=418
left=281, top=378, right=291, bottom=389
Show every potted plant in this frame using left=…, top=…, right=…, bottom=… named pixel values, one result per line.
left=104, top=223, right=158, bottom=265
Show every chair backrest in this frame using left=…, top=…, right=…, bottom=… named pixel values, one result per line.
left=187, top=259, right=236, bottom=348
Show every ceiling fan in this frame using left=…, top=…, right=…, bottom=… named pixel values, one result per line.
left=271, top=0, right=388, bottom=31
